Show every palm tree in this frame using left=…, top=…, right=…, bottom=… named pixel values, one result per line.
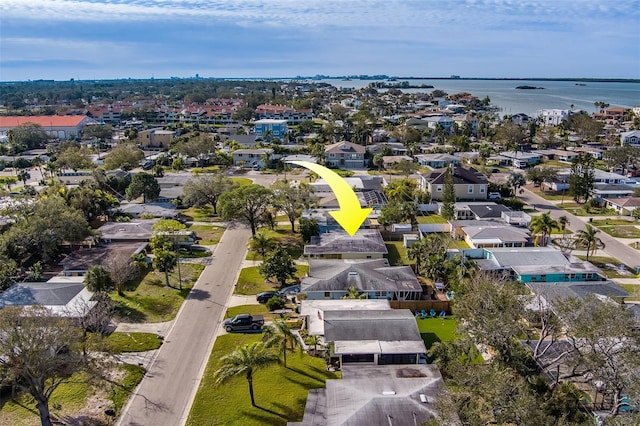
left=248, top=232, right=274, bottom=258
left=575, top=224, right=603, bottom=261
left=529, top=212, right=558, bottom=247
left=343, top=286, right=367, bottom=299
left=558, top=215, right=569, bottom=233
left=17, top=169, right=30, bottom=186
left=507, top=172, right=526, bottom=198
left=214, top=342, right=280, bottom=407
left=263, top=319, right=302, bottom=368
left=305, top=335, right=319, bottom=354
left=84, top=265, right=114, bottom=293
left=407, top=237, right=429, bottom=274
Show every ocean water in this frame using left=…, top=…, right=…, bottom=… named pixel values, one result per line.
left=320, top=79, right=640, bottom=117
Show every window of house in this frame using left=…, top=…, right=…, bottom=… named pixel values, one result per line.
left=468, top=185, right=474, bottom=193
left=437, top=185, right=443, bottom=192
left=480, top=186, right=485, bottom=193
left=540, top=274, right=547, bottom=281
left=324, top=292, right=330, bottom=298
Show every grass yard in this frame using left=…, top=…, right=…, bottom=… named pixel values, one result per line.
left=179, top=206, right=224, bottom=223
left=576, top=255, right=636, bottom=278
left=620, top=284, right=640, bottom=301
left=186, top=333, right=339, bottom=426
left=111, top=263, right=205, bottom=322
left=531, top=189, right=566, bottom=201
left=448, top=239, right=471, bottom=249
left=247, top=225, right=304, bottom=259
left=90, top=332, right=164, bottom=353
left=416, top=214, right=449, bottom=224
left=590, top=219, right=637, bottom=226
left=416, top=316, right=460, bottom=357
left=598, top=225, right=640, bottom=239
left=230, top=177, right=252, bottom=186
left=235, top=265, right=308, bottom=295
left=385, top=241, right=410, bottom=266
left=189, top=224, right=225, bottom=245
left=0, top=364, right=145, bottom=426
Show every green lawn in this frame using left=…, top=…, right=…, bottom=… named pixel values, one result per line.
left=186, top=333, right=339, bottom=426
left=230, top=177, right=252, bottom=186
left=189, top=224, right=225, bottom=245
left=576, top=255, right=636, bottom=278
left=590, top=219, right=637, bottom=226
left=416, top=316, right=460, bottom=358
left=385, top=241, right=410, bottom=266
left=598, top=226, right=640, bottom=239
left=179, top=206, right=225, bottom=223
left=93, top=332, right=164, bottom=353
left=531, top=189, right=566, bottom=201
left=416, top=214, right=449, bottom=224
left=235, top=265, right=308, bottom=295
left=111, top=263, right=205, bottom=322
left=191, top=165, right=222, bottom=174
left=448, top=239, right=471, bottom=249
left=248, top=225, right=304, bottom=259
left=620, top=284, right=640, bottom=301
left=0, top=364, right=145, bottom=426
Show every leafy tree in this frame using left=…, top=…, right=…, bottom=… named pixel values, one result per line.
left=153, top=248, right=178, bottom=287
left=103, top=143, right=144, bottom=170
left=213, top=341, right=280, bottom=407
left=603, top=145, right=639, bottom=175
left=378, top=201, right=406, bottom=230
left=556, top=295, right=640, bottom=415
left=125, top=172, right=160, bottom=203
left=529, top=212, right=558, bottom=246
left=263, top=319, right=302, bottom=367
left=175, top=135, right=216, bottom=167
left=0, top=306, right=86, bottom=426
left=218, top=184, right=273, bottom=236
left=271, top=180, right=317, bottom=232
left=105, top=253, right=137, bottom=296
left=6, top=123, right=49, bottom=152
left=372, top=153, right=384, bottom=171
left=569, top=153, right=596, bottom=204
left=575, top=224, right=603, bottom=261
left=82, top=124, right=113, bottom=141
left=0, top=255, right=18, bottom=290
left=441, top=167, right=456, bottom=220
left=64, top=184, right=120, bottom=220
left=495, top=121, right=526, bottom=152
left=248, top=232, right=274, bottom=258
left=152, top=164, right=164, bottom=177
left=56, top=146, right=94, bottom=171
left=84, top=265, right=114, bottom=293
left=259, top=246, right=297, bottom=288
left=299, top=218, right=320, bottom=243
left=566, top=112, right=603, bottom=142
left=182, top=172, right=238, bottom=215
left=392, top=158, right=419, bottom=176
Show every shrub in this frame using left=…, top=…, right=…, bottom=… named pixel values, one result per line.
left=265, top=296, right=286, bottom=311
left=496, top=197, right=526, bottom=211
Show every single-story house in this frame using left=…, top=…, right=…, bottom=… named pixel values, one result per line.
left=0, top=276, right=95, bottom=319
left=414, top=153, right=459, bottom=168
left=322, top=309, right=427, bottom=366
left=382, top=155, right=413, bottom=169
left=526, top=281, right=630, bottom=309
left=460, top=224, right=531, bottom=249
left=301, top=259, right=422, bottom=301
left=499, top=151, right=542, bottom=168
left=304, top=229, right=388, bottom=259
left=59, top=242, right=146, bottom=276
left=464, top=246, right=603, bottom=283
left=290, top=364, right=452, bottom=426
left=604, top=197, right=640, bottom=215
left=441, top=202, right=511, bottom=221
left=99, top=220, right=156, bottom=242
left=231, top=148, right=274, bottom=168
left=301, top=209, right=373, bottom=234
left=115, top=202, right=179, bottom=219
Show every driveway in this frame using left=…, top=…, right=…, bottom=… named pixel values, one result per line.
left=116, top=223, right=251, bottom=426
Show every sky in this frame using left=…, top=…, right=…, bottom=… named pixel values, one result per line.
left=1, top=0, right=639, bottom=81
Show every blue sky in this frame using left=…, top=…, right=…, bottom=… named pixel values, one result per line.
left=1, top=0, right=639, bottom=81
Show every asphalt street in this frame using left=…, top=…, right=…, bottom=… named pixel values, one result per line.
left=520, top=188, right=640, bottom=271
left=116, top=223, right=251, bottom=426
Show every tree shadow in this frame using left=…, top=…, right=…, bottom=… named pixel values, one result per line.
left=252, top=404, right=288, bottom=419
left=283, top=374, right=323, bottom=388
left=286, top=366, right=327, bottom=382
left=112, top=301, right=147, bottom=323
left=420, top=332, right=441, bottom=350
left=187, top=288, right=210, bottom=300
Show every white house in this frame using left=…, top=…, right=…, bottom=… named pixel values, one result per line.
left=536, top=109, right=571, bottom=126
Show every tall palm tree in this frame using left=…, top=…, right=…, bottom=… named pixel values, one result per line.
left=263, top=319, right=302, bottom=368
left=558, top=215, right=569, bottom=233
left=407, top=237, right=430, bottom=274
left=575, top=224, right=603, bottom=261
left=214, top=342, right=279, bottom=407
left=529, top=212, right=558, bottom=247
left=507, top=172, right=526, bottom=198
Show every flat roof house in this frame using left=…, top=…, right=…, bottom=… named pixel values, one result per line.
left=301, top=259, right=422, bottom=301
left=59, top=242, right=146, bottom=276
left=304, top=229, right=388, bottom=259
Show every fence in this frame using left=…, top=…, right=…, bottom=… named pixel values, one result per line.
left=389, top=300, right=452, bottom=314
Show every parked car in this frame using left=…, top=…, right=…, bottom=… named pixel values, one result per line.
left=488, top=192, right=502, bottom=200
left=256, top=291, right=279, bottom=304
left=223, top=314, right=264, bottom=332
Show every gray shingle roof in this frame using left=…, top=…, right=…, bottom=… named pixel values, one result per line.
left=323, top=309, right=421, bottom=342
left=0, top=282, right=85, bottom=307
left=304, top=230, right=388, bottom=256
left=302, top=259, right=421, bottom=293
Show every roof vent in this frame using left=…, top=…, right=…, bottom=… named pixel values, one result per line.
left=382, top=391, right=396, bottom=395
left=348, top=272, right=358, bottom=276
left=419, top=394, right=428, bottom=403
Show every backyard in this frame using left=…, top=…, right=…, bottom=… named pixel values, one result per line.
left=235, top=264, right=309, bottom=295
left=186, top=333, right=339, bottom=426
left=416, top=315, right=460, bottom=353
left=188, top=224, right=225, bottom=245
left=576, top=255, right=636, bottom=279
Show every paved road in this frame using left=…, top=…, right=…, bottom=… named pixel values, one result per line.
left=520, top=188, right=640, bottom=271
left=117, top=223, right=251, bottom=426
